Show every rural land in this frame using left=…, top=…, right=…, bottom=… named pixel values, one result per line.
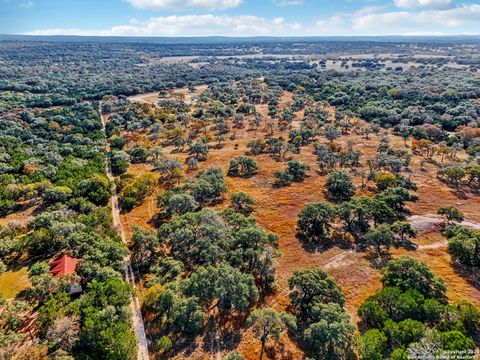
left=0, top=36, right=479, bottom=360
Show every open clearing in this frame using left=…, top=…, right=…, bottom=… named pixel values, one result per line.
left=0, top=268, right=30, bottom=299
left=118, top=88, right=480, bottom=359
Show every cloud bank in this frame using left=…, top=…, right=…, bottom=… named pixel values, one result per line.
left=25, top=3, right=480, bottom=37
left=125, top=0, right=242, bottom=10
left=27, top=15, right=301, bottom=37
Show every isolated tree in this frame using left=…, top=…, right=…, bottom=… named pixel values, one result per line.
left=437, top=206, right=464, bottom=225
left=247, top=139, right=266, bottom=156
left=286, top=161, right=310, bottom=182
left=297, top=203, right=337, bottom=244
left=325, top=126, right=340, bottom=143
left=227, top=157, right=258, bottom=178
left=230, top=192, right=255, bottom=215
left=247, top=308, right=296, bottom=360
left=150, top=146, right=164, bottom=161
left=119, top=173, right=156, bottom=211
left=273, top=168, right=294, bottom=187
left=186, top=157, right=198, bottom=171
left=325, top=171, right=355, bottom=202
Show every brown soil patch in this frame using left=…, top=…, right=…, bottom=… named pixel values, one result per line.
left=0, top=206, right=36, bottom=227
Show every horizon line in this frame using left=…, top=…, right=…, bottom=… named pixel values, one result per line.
left=3, top=34, right=480, bottom=38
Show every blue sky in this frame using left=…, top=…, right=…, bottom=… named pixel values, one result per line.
left=1, top=0, right=479, bottom=36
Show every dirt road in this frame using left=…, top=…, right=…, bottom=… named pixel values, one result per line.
left=99, top=104, right=150, bottom=360
left=409, top=214, right=480, bottom=249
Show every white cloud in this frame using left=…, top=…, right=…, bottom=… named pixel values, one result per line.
left=393, top=0, right=452, bottom=9
left=125, top=0, right=242, bottom=10
left=315, top=15, right=345, bottom=29
left=272, top=0, right=303, bottom=6
left=309, top=3, right=480, bottom=35
left=26, top=14, right=302, bottom=37
left=352, top=4, right=480, bottom=33
left=19, top=0, right=34, bottom=8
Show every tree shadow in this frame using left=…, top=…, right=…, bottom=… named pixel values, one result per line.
left=449, top=187, right=469, bottom=200
left=451, top=261, right=480, bottom=290
left=393, top=239, right=418, bottom=251
left=148, top=211, right=168, bottom=228
left=264, top=339, right=297, bottom=360
left=296, top=233, right=332, bottom=254
left=201, top=313, right=243, bottom=354
left=364, top=250, right=392, bottom=269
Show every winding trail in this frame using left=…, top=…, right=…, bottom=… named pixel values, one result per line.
left=99, top=104, right=150, bottom=360
left=409, top=214, right=480, bottom=231
left=409, top=214, right=480, bottom=249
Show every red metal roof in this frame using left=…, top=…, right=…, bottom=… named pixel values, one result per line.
left=49, top=254, right=79, bottom=278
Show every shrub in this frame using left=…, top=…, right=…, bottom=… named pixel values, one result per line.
left=156, top=336, right=173, bottom=353
left=374, top=172, right=397, bottom=191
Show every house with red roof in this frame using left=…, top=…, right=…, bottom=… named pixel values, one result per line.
left=49, top=254, right=79, bottom=278
left=49, top=254, right=82, bottom=294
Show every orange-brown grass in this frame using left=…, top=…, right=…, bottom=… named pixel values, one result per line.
left=119, top=163, right=161, bottom=241
left=118, top=90, right=480, bottom=359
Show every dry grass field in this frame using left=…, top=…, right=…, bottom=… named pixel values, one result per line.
left=114, top=86, right=480, bottom=359
left=0, top=268, right=31, bottom=299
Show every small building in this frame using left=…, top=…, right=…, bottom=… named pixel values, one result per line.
left=49, top=254, right=82, bottom=294
left=49, top=254, right=79, bottom=278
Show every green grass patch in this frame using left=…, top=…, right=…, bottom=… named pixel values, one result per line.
left=0, top=268, right=31, bottom=299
